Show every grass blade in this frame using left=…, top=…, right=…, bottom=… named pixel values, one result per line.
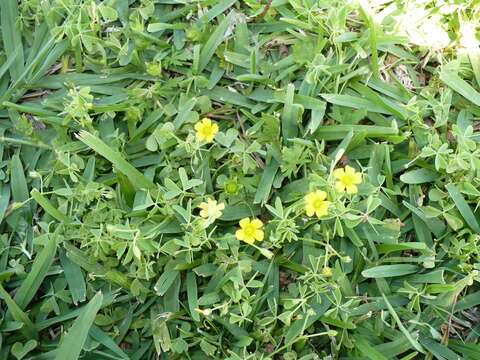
left=358, top=2, right=379, bottom=77
left=400, top=168, right=440, bottom=184
left=14, top=235, right=57, bottom=310
left=254, top=157, right=279, bottom=204
left=199, top=12, right=234, bottom=72
left=355, top=335, right=389, bottom=360
left=321, top=94, right=391, bottom=114
left=0, top=283, right=38, bottom=340
left=10, top=153, right=29, bottom=204
left=281, top=84, right=299, bottom=141
left=76, top=131, right=155, bottom=190
left=440, top=67, right=480, bottom=106
left=0, top=46, right=21, bottom=81
left=186, top=272, right=200, bottom=322
left=316, top=125, right=397, bottom=140
left=65, top=242, right=132, bottom=290
left=59, top=249, right=86, bottom=305
left=362, top=265, right=419, bottom=278
left=0, top=183, right=11, bottom=224
left=31, top=189, right=72, bottom=223
left=382, top=294, right=424, bottom=353
left=89, top=325, right=129, bottom=359
left=54, top=292, right=103, bottom=360
left=0, top=0, right=25, bottom=81
left=446, top=184, right=480, bottom=233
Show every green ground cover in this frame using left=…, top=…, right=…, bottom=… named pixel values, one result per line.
left=1, top=0, right=480, bottom=359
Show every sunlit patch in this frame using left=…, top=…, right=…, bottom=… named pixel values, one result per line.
left=460, top=22, right=479, bottom=50
left=364, top=0, right=452, bottom=50
left=397, top=12, right=450, bottom=49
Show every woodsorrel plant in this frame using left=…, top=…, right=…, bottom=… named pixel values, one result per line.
left=0, top=0, right=480, bottom=359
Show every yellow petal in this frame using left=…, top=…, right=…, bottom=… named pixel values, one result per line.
left=251, top=219, right=263, bottom=229
left=345, top=165, right=356, bottom=175
left=315, top=190, right=327, bottom=201
left=211, top=123, right=219, bottom=133
left=243, top=235, right=255, bottom=244
left=200, top=210, right=208, bottom=218
left=194, top=122, right=203, bottom=131
left=239, top=217, right=250, bottom=228
left=202, top=118, right=211, bottom=126
left=215, top=210, right=223, bottom=218
left=218, top=203, right=225, bottom=210
left=205, top=135, right=214, bottom=142
left=235, top=229, right=245, bottom=241
left=304, top=192, right=316, bottom=203
left=316, top=201, right=331, bottom=217
left=316, top=208, right=328, bottom=217
left=335, top=181, right=345, bottom=192
left=353, top=172, right=362, bottom=184
left=196, top=132, right=205, bottom=141
left=254, top=229, right=264, bottom=241
left=346, top=185, right=358, bottom=194
left=333, top=168, right=345, bottom=179
left=305, top=204, right=315, bottom=217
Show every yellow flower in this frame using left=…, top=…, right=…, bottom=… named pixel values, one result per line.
left=322, top=267, right=332, bottom=277
left=198, top=198, right=225, bottom=219
left=194, top=118, right=218, bottom=142
left=333, top=165, right=362, bottom=194
left=304, top=190, right=331, bottom=217
left=235, top=217, right=264, bottom=244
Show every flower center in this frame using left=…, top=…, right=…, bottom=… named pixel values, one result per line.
left=342, top=174, right=355, bottom=186
left=243, top=224, right=255, bottom=236
left=313, top=199, right=324, bottom=209
left=201, top=125, right=213, bottom=136
left=225, top=181, right=239, bottom=194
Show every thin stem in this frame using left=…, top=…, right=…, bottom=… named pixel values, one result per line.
left=0, top=136, right=52, bottom=150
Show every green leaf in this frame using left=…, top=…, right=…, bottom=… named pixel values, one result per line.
left=65, top=242, right=131, bottom=290
left=0, top=283, right=38, bottom=340
left=362, top=265, right=419, bottom=278
left=219, top=203, right=262, bottom=221
left=440, top=67, right=480, bottom=106
left=10, top=154, right=29, bottom=204
left=420, top=338, right=460, bottom=360
left=321, top=94, right=393, bottom=114
left=400, top=168, right=440, bottom=184
left=154, top=263, right=179, bottom=296
left=0, top=183, right=11, bottom=224
left=254, top=157, right=279, bottom=204
left=358, top=2, right=379, bottom=78
left=382, top=294, right=424, bottom=353
left=355, top=335, right=389, bottom=360
left=199, top=12, right=234, bottom=72
left=0, top=0, right=25, bottom=80
left=281, top=83, right=299, bottom=141
left=11, top=339, right=37, bottom=360
left=320, top=315, right=356, bottom=329
left=54, top=292, right=103, bottom=360
left=31, top=189, right=72, bottom=223
left=14, top=236, right=57, bottom=310
left=446, top=184, right=480, bottom=233
left=89, top=325, right=129, bottom=359
left=186, top=272, right=200, bottom=322
left=59, top=249, right=86, bottom=305
left=76, top=131, right=155, bottom=190
left=315, top=125, right=397, bottom=140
